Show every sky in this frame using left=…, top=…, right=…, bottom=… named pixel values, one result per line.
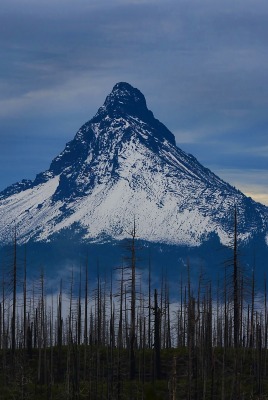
left=0, top=0, right=267, bottom=205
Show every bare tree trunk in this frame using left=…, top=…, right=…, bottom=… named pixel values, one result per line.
left=250, top=265, right=255, bottom=348
left=50, top=294, right=54, bottom=391
left=264, top=275, right=267, bottom=378
left=148, top=257, right=152, bottom=349
left=118, top=266, right=124, bottom=349
left=77, top=265, right=82, bottom=346
left=166, top=283, right=171, bottom=348
left=154, top=289, right=161, bottom=380
left=83, top=258, right=88, bottom=383
left=130, top=220, right=136, bottom=380
left=97, top=267, right=101, bottom=346
left=117, top=268, right=123, bottom=400
left=12, top=227, right=17, bottom=356
left=233, top=206, right=239, bottom=348
left=84, top=258, right=88, bottom=345
left=23, top=245, right=27, bottom=350
left=1, top=263, right=6, bottom=377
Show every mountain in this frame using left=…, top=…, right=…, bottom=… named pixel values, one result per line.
left=0, top=82, right=267, bottom=250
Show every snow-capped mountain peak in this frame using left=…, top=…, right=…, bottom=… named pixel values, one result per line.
left=0, top=83, right=267, bottom=247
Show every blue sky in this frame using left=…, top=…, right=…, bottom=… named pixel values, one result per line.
left=0, top=0, right=267, bottom=205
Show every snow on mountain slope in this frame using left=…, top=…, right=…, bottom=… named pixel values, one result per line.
left=0, top=82, right=267, bottom=246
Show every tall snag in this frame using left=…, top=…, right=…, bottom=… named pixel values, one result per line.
left=129, top=219, right=137, bottom=380
left=153, top=289, right=161, bottom=380
left=233, top=206, right=239, bottom=347
left=123, top=218, right=138, bottom=380
left=12, top=227, right=17, bottom=356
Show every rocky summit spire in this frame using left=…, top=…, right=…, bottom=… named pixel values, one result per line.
left=92, top=82, right=176, bottom=145
left=97, top=82, right=150, bottom=119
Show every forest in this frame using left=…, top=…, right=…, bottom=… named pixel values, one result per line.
left=1, top=215, right=268, bottom=399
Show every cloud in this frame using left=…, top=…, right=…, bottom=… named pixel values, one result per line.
left=0, top=0, right=267, bottom=199
left=1, top=0, right=268, bottom=124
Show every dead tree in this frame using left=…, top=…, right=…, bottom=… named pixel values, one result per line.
left=11, top=227, right=17, bottom=355
left=125, top=219, right=137, bottom=380
left=233, top=206, right=239, bottom=347
left=153, top=289, right=161, bottom=380
left=84, top=258, right=88, bottom=345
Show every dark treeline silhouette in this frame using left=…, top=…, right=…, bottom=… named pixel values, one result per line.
left=0, top=221, right=268, bottom=399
